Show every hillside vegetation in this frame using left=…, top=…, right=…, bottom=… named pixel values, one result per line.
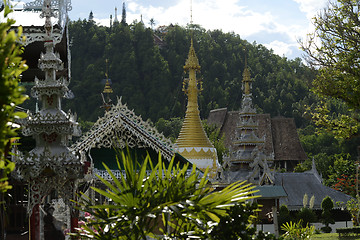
left=65, top=19, right=316, bottom=128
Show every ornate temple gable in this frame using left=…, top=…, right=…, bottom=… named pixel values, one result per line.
left=71, top=97, right=175, bottom=161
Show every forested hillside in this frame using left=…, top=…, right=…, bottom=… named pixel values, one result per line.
left=64, top=19, right=316, bottom=128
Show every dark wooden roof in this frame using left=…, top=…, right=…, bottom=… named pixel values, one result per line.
left=207, top=108, right=307, bottom=162
left=271, top=117, right=307, bottom=161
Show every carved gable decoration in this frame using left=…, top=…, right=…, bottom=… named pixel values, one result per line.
left=71, top=97, right=175, bottom=161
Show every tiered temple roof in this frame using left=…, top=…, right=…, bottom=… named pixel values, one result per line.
left=219, top=62, right=274, bottom=185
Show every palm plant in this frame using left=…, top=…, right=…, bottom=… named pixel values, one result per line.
left=74, top=149, right=258, bottom=239
left=281, top=220, right=315, bottom=240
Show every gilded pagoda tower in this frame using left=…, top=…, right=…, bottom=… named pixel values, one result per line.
left=175, top=39, right=219, bottom=176
left=222, top=61, right=274, bottom=185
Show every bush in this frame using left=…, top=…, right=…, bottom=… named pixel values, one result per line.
left=297, top=207, right=317, bottom=227
left=321, top=196, right=335, bottom=233
left=211, top=202, right=278, bottom=240
left=281, top=220, right=315, bottom=240
left=321, top=226, right=332, bottom=233
left=278, top=205, right=291, bottom=234
left=336, top=227, right=360, bottom=237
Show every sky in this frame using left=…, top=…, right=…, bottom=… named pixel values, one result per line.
left=8, top=0, right=329, bottom=60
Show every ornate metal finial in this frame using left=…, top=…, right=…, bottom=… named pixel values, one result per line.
left=103, top=59, right=113, bottom=94
left=184, top=39, right=200, bottom=71
left=242, top=53, right=252, bottom=95
left=101, top=59, right=113, bottom=111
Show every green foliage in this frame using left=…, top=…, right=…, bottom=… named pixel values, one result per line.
left=298, top=125, right=360, bottom=187
left=155, top=117, right=182, bottom=142
left=0, top=0, right=28, bottom=193
left=308, top=100, right=360, bottom=139
left=297, top=196, right=317, bottom=228
left=281, top=220, right=315, bottom=240
left=321, top=196, right=334, bottom=211
left=297, top=208, right=317, bottom=228
left=278, top=205, right=292, bottom=234
left=345, top=196, right=360, bottom=226
left=202, top=120, right=228, bottom=164
left=320, top=196, right=335, bottom=233
left=325, top=154, right=357, bottom=197
left=210, top=202, right=278, bottom=240
left=74, top=150, right=258, bottom=239
left=336, top=226, right=360, bottom=237
left=300, top=0, right=360, bottom=139
left=78, top=118, right=94, bottom=133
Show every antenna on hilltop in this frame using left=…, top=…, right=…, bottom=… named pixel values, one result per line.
left=190, top=0, right=193, bottom=25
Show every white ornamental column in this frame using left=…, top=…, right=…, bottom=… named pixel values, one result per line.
left=14, top=1, right=83, bottom=239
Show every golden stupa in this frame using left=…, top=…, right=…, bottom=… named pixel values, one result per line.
left=175, top=39, right=219, bottom=176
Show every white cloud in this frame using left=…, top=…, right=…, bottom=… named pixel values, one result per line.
left=7, top=11, right=45, bottom=26
left=96, top=0, right=277, bottom=39
left=92, top=0, right=312, bottom=59
left=264, top=40, right=296, bottom=57
left=293, top=0, right=327, bottom=19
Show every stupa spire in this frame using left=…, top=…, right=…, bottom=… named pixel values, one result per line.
left=114, top=7, right=119, bottom=23
left=176, top=37, right=218, bottom=176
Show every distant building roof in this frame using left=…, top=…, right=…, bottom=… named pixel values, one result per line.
left=254, top=185, right=287, bottom=199
left=274, top=171, right=354, bottom=210
left=153, top=34, right=166, bottom=48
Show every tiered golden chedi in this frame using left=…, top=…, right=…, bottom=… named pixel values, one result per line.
left=176, top=39, right=219, bottom=176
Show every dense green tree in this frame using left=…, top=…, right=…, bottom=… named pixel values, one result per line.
left=155, top=117, right=182, bottom=142
left=325, top=154, right=357, bottom=196
left=300, top=0, right=360, bottom=138
left=296, top=124, right=360, bottom=184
